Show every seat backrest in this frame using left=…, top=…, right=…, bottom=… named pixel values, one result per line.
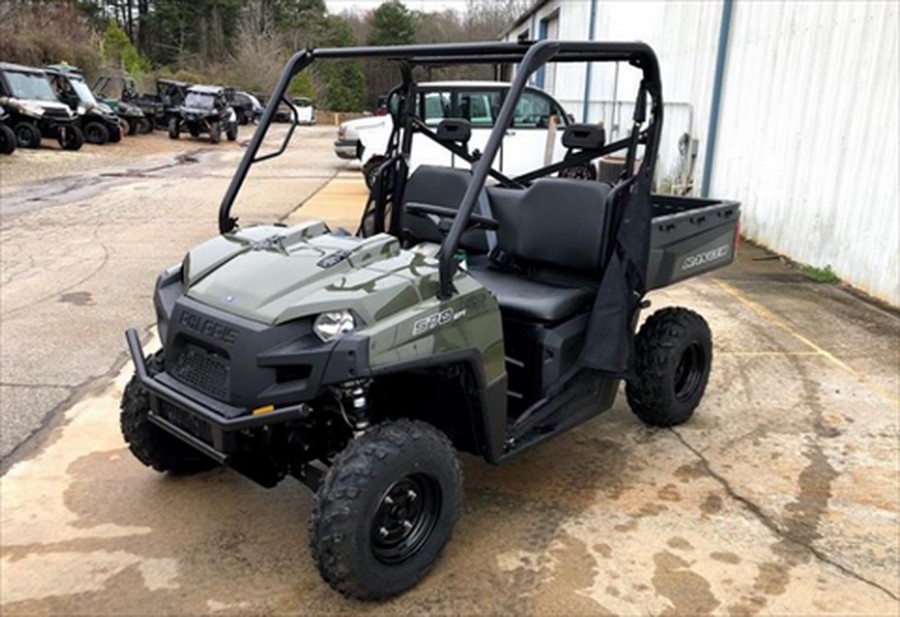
left=401, top=165, right=490, bottom=253
left=487, top=179, right=612, bottom=275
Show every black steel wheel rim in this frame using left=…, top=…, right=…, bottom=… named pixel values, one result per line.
left=674, top=342, right=705, bottom=402
left=86, top=125, right=103, bottom=142
left=370, top=473, right=441, bottom=565
left=16, top=126, right=35, bottom=146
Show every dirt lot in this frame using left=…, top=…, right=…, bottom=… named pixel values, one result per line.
left=0, top=129, right=898, bottom=615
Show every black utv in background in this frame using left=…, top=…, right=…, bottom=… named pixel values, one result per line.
left=0, top=108, right=16, bottom=154
left=0, top=62, right=83, bottom=150
left=91, top=74, right=151, bottom=135
left=45, top=64, right=122, bottom=145
left=169, top=85, right=238, bottom=144
left=230, top=90, right=264, bottom=125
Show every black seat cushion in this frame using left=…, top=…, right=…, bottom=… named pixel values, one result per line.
left=468, top=265, right=595, bottom=322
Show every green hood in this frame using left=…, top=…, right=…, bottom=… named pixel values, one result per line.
left=183, top=222, right=441, bottom=327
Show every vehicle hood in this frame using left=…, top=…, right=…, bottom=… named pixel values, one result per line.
left=3, top=97, right=72, bottom=117
left=183, top=222, right=441, bottom=327
left=340, top=115, right=389, bottom=138
left=180, top=106, right=217, bottom=116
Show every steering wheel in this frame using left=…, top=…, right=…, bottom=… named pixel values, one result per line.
left=405, top=202, right=499, bottom=234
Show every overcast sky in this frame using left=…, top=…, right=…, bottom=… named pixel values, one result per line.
left=325, top=0, right=469, bottom=14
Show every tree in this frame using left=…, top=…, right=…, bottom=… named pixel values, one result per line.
left=101, top=20, right=150, bottom=74
left=367, top=0, right=414, bottom=46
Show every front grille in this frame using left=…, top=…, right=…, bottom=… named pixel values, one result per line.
left=43, top=108, right=70, bottom=120
left=157, top=401, right=214, bottom=444
left=169, top=345, right=230, bottom=401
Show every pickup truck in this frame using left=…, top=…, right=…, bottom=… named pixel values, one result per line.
left=335, top=81, right=574, bottom=188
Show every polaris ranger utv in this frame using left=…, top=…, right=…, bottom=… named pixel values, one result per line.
left=169, top=85, right=238, bottom=144
left=45, top=64, right=122, bottom=145
left=122, top=41, right=740, bottom=600
left=0, top=63, right=84, bottom=150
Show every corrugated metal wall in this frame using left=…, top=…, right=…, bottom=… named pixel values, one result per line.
left=712, top=0, right=899, bottom=305
left=504, top=0, right=900, bottom=306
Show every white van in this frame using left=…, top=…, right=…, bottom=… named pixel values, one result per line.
left=334, top=81, right=573, bottom=187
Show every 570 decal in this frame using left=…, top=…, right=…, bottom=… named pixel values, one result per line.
left=412, top=308, right=466, bottom=336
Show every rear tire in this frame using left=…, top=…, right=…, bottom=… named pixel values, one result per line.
left=14, top=121, right=41, bottom=148
left=168, top=117, right=180, bottom=140
left=59, top=125, right=84, bottom=151
left=226, top=123, right=237, bottom=141
left=309, top=420, right=462, bottom=600
left=84, top=121, right=110, bottom=145
left=120, top=351, right=219, bottom=475
left=626, top=307, right=712, bottom=427
left=0, top=124, right=16, bottom=154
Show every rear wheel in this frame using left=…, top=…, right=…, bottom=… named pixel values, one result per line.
left=209, top=121, right=221, bottom=144
left=14, top=121, right=41, bottom=148
left=120, top=351, right=219, bottom=475
left=59, top=125, right=84, bottom=151
left=168, top=117, right=180, bottom=140
left=0, top=124, right=16, bottom=154
left=84, top=121, right=110, bottom=145
left=226, top=123, right=237, bottom=141
left=626, top=307, right=712, bottom=427
left=309, top=420, right=462, bottom=600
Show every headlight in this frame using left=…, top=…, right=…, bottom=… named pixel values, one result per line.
left=20, top=102, right=44, bottom=118
left=313, top=310, right=357, bottom=342
left=77, top=105, right=87, bottom=116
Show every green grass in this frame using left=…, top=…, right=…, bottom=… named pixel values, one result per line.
left=802, top=264, right=840, bottom=284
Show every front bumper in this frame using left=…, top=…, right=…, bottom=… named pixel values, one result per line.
left=333, top=139, right=360, bottom=160
left=126, top=328, right=312, bottom=459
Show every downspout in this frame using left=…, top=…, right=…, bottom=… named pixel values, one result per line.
left=582, top=0, right=599, bottom=122
left=701, top=0, right=734, bottom=197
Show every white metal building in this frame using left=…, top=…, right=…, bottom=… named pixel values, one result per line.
left=503, top=0, right=900, bottom=306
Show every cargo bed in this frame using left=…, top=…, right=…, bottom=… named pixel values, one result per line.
left=646, top=195, right=741, bottom=290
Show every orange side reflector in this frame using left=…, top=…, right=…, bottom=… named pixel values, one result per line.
left=252, top=404, right=275, bottom=416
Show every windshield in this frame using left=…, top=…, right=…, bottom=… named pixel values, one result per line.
left=184, top=91, right=215, bottom=108
left=4, top=71, right=57, bottom=102
left=69, top=79, right=97, bottom=106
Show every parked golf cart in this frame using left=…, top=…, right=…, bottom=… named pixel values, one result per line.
left=230, top=90, right=265, bottom=125
left=45, top=64, right=122, bottom=145
left=0, top=62, right=84, bottom=150
left=0, top=108, right=16, bottom=154
left=121, top=41, right=740, bottom=601
left=92, top=74, right=152, bottom=135
left=169, top=85, right=238, bottom=143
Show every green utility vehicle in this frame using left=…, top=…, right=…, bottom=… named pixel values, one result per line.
left=44, top=64, right=122, bottom=145
left=122, top=41, right=740, bottom=600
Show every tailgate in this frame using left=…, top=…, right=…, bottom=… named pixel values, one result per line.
left=646, top=195, right=741, bottom=290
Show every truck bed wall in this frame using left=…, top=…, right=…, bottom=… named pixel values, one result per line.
left=646, top=195, right=741, bottom=290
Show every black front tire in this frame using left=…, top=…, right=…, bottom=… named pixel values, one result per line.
left=120, top=351, right=219, bottom=475
left=209, top=121, right=221, bottom=144
left=14, top=121, right=41, bottom=148
left=0, top=124, right=16, bottom=154
left=59, top=125, right=84, bottom=151
left=84, top=121, right=110, bottom=145
left=168, top=118, right=180, bottom=140
left=226, top=123, right=237, bottom=141
left=626, top=307, right=712, bottom=427
left=309, top=420, right=463, bottom=600
left=136, top=117, right=153, bottom=134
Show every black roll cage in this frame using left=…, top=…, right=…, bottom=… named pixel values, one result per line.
left=218, top=40, right=663, bottom=299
